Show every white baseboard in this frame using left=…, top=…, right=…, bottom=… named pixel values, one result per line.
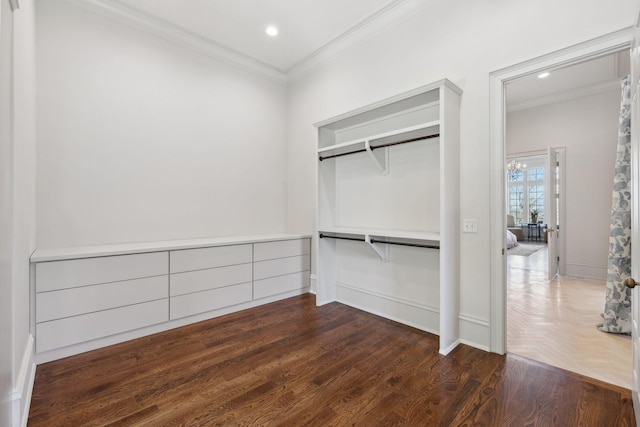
left=309, top=274, right=317, bottom=295
left=459, top=313, right=491, bottom=351
left=336, top=282, right=439, bottom=335
left=565, top=262, right=607, bottom=280
left=11, top=334, right=35, bottom=427
left=332, top=283, right=494, bottom=355
left=439, top=338, right=461, bottom=356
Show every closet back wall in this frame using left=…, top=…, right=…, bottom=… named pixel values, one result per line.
left=36, top=0, right=288, bottom=249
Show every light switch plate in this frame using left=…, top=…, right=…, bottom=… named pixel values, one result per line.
left=463, top=219, right=477, bottom=233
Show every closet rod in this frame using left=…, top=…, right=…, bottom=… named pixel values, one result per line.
left=319, top=233, right=439, bottom=250
left=370, top=238, right=440, bottom=250
left=318, top=234, right=363, bottom=243
left=319, top=133, right=440, bottom=161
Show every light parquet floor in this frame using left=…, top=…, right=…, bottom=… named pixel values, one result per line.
left=507, top=241, right=632, bottom=389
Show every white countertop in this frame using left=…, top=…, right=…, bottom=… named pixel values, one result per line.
left=31, top=233, right=312, bottom=262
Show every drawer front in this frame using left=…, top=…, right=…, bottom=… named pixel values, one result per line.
left=170, top=282, right=252, bottom=320
left=36, top=275, right=168, bottom=323
left=253, top=239, right=310, bottom=262
left=36, top=252, right=168, bottom=292
left=36, top=299, right=168, bottom=353
left=170, top=263, right=252, bottom=297
left=170, top=244, right=252, bottom=273
left=254, top=255, right=310, bottom=281
left=254, top=271, right=309, bottom=300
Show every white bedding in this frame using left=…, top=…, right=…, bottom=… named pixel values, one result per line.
left=506, top=230, right=519, bottom=249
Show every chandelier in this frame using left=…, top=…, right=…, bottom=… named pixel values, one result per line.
left=507, top=158, right=526, bottom=181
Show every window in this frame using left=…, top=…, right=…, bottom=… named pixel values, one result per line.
left=508, top=185, right=525, bottom=224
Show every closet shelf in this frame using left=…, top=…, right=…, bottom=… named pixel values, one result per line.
left=317, top=121, right=440, bottom=161
left=318, top=227, right=440, bottom=244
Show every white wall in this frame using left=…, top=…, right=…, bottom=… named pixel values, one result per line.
left=0, top=0, right=37, bottom=425
left=12, top=0, right=37, bottom=423
left=0, top=0, right=14, bottom=424
left=286, top=0, right=634, bottom=350
left=507, top=89, right=620, bottom=279
left=36, top=0, right=288, bottom=249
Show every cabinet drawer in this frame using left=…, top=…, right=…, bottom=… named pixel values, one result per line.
left=36, top=299, right=168, bottom=353
left=170, top=244, right=252, bottom=273
left=36, top=252, right=168, bottom=292
left=254, top=255, right=310, bottom=281
left=170, top=282, right=252, bottom=320
left=170, top=263, right=252, bottom=297
left=36, top=275, right=168, bottom=323
left=254, top=271, right=309, bottom=299
left=254, top=239, right=310, bottom=262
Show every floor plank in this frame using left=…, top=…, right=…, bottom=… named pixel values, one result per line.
left=28, top=294, right=635, bottom=426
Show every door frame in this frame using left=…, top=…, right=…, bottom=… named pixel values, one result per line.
left=505, top=148, right=567, bottom=276
left=489, top=28, right=633, bottom=354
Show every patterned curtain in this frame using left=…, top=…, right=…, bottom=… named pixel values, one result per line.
left=597, top=76, right=632, bottom=334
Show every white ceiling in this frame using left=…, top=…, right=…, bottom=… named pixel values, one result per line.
left=113, top=0, right=406, bottom=72
left=506, top=51, right=630, bottom=110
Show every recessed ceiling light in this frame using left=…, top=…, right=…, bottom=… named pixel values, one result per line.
left=538, top=72, right=550, bottom=79
left=266, top=26, right=278, bottom=37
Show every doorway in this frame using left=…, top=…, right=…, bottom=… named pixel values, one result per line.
left=504, top=50, right=631, bottom=388
left=505, top=152, right=558, bottom=278
left=489, top=29, right=633, bottom=385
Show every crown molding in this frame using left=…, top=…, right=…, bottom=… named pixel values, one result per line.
left=63, top=0, right=287, bottom=84
left=9, top=0, right=19, bottom=12
left=507, top=79, right=621, bottom=113
left=287, top=0, right=424, bottom=81
left=62, top=0, right=426, bottom=84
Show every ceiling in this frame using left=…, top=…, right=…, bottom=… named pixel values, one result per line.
left=113, top=0, right=407, bottom=72
left=506, top=51, right=630, bottom=110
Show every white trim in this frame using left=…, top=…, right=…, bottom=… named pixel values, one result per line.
left=335, top=283, right=440, bottom=336
left=489, top=28, right=633, bottom=355
left=11, top=335, right=35, bottom=427
left=309, top=274, right=317, bottom=295
left=63, top=0, right=286, bottom=84
left=565, top=263, right=608, bottom=280
left=439, top=339, right=461, bottom=356
left=507, top=80, right=621, bottom=112
left=459, top=313, right=490, bottom=327
left=9, top=0, right=19, bottom=12
left=556, top=147, right=567, bottom=276
left=61, top=0, right=428, bottom=84
left=459, top=313, right=490, bottom=352
left=460, top=339, right=490, bottom=352
left=506, top=148, right=548, bottom=158
left=314, top=78, right=460, bottom=128
left=336, top=281, right=439, bottom=313
left=287, top=0, right=425, bottom=81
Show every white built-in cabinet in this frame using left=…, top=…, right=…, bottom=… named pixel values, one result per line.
left=315, top=79, right=461, bottom=355
left=31, top=234, right=310, bottom=363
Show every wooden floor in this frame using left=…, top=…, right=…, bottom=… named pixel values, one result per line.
left=29, top=294, right=634, bottom=426
left=507, top=242, right=632, bottom=389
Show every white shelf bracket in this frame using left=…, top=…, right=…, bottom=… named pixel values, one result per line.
left=365, top=235, right=389, bottom=261
left=365, top=140, right=388, bottom=175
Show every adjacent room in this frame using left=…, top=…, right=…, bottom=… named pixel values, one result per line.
left=1, top=0, right=638, bottom=426
left=505, top=52, right=632, bottom=388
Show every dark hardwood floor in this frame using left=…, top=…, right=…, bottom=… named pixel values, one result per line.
left=28, top=294, right=636, bottom=426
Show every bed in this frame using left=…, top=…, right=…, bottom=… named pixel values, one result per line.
left=506, top=229, right=519, bottom=249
